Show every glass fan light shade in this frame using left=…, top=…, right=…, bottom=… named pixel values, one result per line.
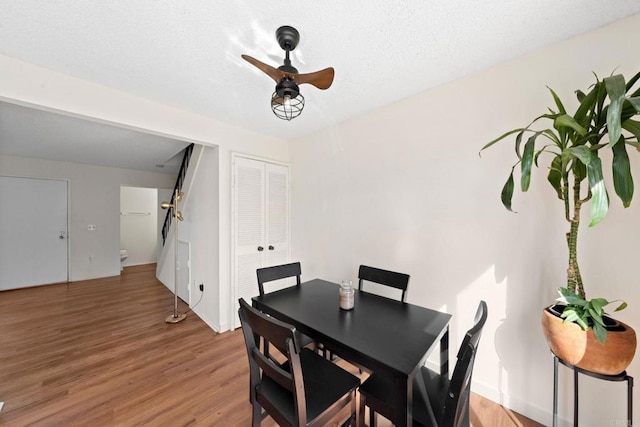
left=271, top=91, right=305, bottom=120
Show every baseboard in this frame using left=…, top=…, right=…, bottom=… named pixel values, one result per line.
left=191, top=307, right=220, bottom=333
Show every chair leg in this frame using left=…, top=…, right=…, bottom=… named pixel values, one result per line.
left=342, top=394, right=358, bottom=427
left=251, top=401, right=261, bottom=427
left=358, top=393, right=366, bottom=427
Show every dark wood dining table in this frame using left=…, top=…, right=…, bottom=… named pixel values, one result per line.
left=252, top=278, right=452, bottom=427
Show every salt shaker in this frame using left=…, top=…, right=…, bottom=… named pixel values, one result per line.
left=339, top=280, right=354, bottom=310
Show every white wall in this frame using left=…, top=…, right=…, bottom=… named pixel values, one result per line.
left=120, top=186, right=158, bottom=267
left=183, top=146, right=221, bottom=330
left=0, top=155, right=175, bottom=281
left=290, top=14, right=640, bottom=427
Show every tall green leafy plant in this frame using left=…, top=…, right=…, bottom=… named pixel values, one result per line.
left=481, top=71, right=640, bottom=301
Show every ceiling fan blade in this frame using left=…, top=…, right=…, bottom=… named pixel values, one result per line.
left=241, top=54, right=286, bottom=83
left=293, top=67, right=335, bottom=90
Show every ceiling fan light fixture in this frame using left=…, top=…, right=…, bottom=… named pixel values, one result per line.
left=242, top=25, right=333, bottom=121
left=271, top=78, right=304, bottom=120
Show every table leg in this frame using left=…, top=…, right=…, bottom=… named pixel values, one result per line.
left=440, top=326, right=449, bottom=377
left=553, top=356, right=558, bottom=427
left=394, top=375, right=410, bottom=427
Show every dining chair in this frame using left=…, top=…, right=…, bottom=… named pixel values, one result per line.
left=357, top=265, right=410, bottom=302
left=332, top=265, right=410, bottom=365
left=238, top=298, right=360, bottom=427
left=256, top=262, right=318, bottom=358
left=358, top=300, right=488, bottom=427
left=257, top=261, right=302, bottom=296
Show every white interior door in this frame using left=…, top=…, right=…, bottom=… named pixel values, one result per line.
left=232, top=155, right=290, bottom=328
left=0, top=176, right=68, bottom=290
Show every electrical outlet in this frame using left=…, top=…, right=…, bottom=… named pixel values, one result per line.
left=199, top=283, right=204, bottom=292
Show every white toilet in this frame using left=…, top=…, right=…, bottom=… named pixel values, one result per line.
left=120, top=249, right=128, bottom=271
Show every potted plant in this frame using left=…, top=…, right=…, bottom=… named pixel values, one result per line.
left=481, top=71, right=640, bottom=375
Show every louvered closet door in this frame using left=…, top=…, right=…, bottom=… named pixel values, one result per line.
left=233, top=155, right=290, bottom=328
left=265, top=163, right=289, bottom=267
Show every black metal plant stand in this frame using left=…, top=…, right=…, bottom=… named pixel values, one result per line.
left=553, top=354, right=633, bottom=427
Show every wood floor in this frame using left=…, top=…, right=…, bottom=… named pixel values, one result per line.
left=0, top=264, right=543, bottom=427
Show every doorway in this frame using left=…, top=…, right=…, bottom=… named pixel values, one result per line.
left=119, top=186, right=159, bottom=270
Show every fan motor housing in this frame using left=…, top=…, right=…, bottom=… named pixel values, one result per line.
left=275, top=78, right=300, bottom=99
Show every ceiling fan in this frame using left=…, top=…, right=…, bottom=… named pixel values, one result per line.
left=241, top=25, right=335, bottom=121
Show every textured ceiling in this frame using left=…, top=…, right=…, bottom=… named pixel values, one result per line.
left=1, top=1, right=640, bottom=169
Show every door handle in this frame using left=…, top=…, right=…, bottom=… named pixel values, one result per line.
left=268, top=245, right=274, bottom=250
left=257, top=246, right=264, bottom=252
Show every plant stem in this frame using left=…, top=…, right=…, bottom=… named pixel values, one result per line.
left=566, top=176, right=585, bottom=298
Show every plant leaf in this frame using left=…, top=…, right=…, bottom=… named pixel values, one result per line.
left=605, top=74, right=626, bottom=147
left=547, top=155, right=563, bottom=199
left=514, top=131, right=524, bottom=160
left=572, top=156, right=587, bottom=183
left=561, top=309, right=580, bottom=323
left=557, top=287, right=587, bottom=305
left=501, top=168, right=516, bottom=212
left=574, top=84, right=599, bottom=126
left=622, top=119, right=640, bottom=142
left=555, top=114, right=587, bottom=136
left=615, top=301, right=628, bottom=312
left=575, top=316, right=590, bottom=331
left=480, top=128, right=527, bottom=153
left=628, top=96, right=640, bottom=113
left=593, top=322, right=608, bottom=344
left=625, top=69, right=640, bottom=93
left=586, top=153, right=609, bottom=226
left=534, top=144, right=554, bottom=166
left=590, top=298, right=609, bottom=314
left=548, top=87, right=567, bottom=114
left=541, top=128, right=562, bottom=146
left=567, top=146, right=592, bottom=165
left=589, top=309, right=605, bottom=326
left=612, top=136, right=634, bottom=207
left=521, top=132, right=539, bottom=191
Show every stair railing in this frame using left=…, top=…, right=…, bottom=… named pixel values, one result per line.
left=162, top=143, right=194, bottom=246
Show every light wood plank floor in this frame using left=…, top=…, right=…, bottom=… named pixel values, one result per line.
left=0, top=264, right=543, bottom=426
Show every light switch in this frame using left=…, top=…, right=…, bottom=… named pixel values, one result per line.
left=88, top=224, right=97, bottom=231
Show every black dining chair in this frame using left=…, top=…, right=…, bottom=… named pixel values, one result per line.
left=357, top=265, right=410, bottom=302
left=256, top=262, right=318, bottom=358
left=257, top=261, right=303, bottom=296
left=358, top=300, right=488, bottom=427
left=238, top=298, right=360, bottom=427
left=330, top=265, right=409, bottom=365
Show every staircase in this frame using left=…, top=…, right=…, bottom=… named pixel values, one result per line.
left=161, top=143, right=194, bottom=246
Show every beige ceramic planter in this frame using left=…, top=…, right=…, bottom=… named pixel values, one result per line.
left=541, top=306, right=637, bottom=376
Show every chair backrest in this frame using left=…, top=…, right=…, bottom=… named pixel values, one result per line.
left=256, top=262, right=302, bottom=296
left=357, top=265, right=410, bottom=302
left=442, top=300, right=488, bottom=427
left=237, top=298, right=308, bottom=426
